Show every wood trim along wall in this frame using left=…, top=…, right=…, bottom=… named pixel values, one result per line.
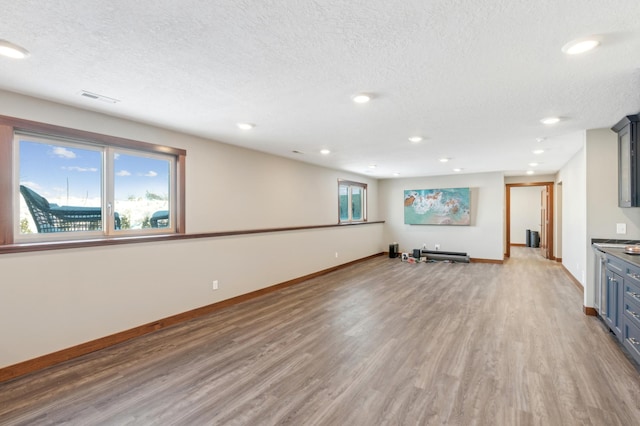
left=562, top=264, right=584, bottom=293
left=0, top=221, right=385, bottom=255
left=470, top=258, right=504, bottom=264
left=510, top=243, right=527, bottom=247
left=0, top=253, right=384, bottom=383
left=561, top=259, right=597, bottom=316
left=584, top=307, right=598, bottom=316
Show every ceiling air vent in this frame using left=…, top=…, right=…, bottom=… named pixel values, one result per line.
left=79, top=90, right=120, bottom=104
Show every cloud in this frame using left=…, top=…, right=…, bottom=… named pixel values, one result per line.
left=52, top=147, right=76, bottom=159
left=62, top=166, right=98, bottom=173
left=20, top=181, right=43, bottom=191
left=144, top=171, right=158, bottom=177
left=116, top=170, right=131, bottom=177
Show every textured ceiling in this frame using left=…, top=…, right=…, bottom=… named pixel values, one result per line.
left=2, top=0, right=640, bottom=178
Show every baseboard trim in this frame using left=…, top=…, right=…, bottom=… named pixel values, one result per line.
left=555, top=257, right=562, bottom=263
left=584, top=306, right=598, bottom=316
left=510, top=243, right=527, bottom=247
left=470, top=258, right=504, bottom=264
left=0, top=253, right=384, bottom=383
left=561, top=264, right=584, bottom=294
left=559, top=265, right=596, bottom=316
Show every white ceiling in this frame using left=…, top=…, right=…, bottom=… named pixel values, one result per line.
left=2, top=1, right=640, bottom=178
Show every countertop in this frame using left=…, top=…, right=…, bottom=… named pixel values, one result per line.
left=597, top=247, right=640, bottom=268
left=593, top=240, right=640, bottom=269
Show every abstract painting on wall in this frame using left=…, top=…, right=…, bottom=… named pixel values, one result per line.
left=404, top=187, right=470, bottom=225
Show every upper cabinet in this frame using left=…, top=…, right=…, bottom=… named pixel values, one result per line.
left=613, top=114, right=640, bottom=207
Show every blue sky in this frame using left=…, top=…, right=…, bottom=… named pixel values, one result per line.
left=19, top=138, right=169, bottom=203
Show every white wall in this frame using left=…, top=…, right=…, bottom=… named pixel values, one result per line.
left=378, top=172, right=504, bottom=260
left=0, top=91, right=383, bottom=368
left=557, top=138, right=587, bottom=293
left=510, top=186, right=541, bottom=245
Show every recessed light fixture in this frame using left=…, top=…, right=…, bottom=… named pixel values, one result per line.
left=320, top=149, right=331, bottom=155
left=526, top=170, right=535, bottom=175
left=236, top=122, right=255, bottom=130
left=0, top=40, right=30, bottom=59
left=533, top=149, right=545, bottom=155
left=528, top=162, right=539, bottom=167
left=439, top=158, right=450, bottom=163
left=352, top=93, right=372, bottom=103
left=392, top=172, right=400, bottom=177
left=540, top=117, right=561, bottom=125
left=453, top=168, right=463, bottom=172
left=562, top=38, right=600, bottom=55
left=368, top=164, right=377, bottom=169
left=408, top=136, right=423, bottom=143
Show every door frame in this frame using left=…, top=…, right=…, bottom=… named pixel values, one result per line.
left=505, top=182, right=554, bottom=259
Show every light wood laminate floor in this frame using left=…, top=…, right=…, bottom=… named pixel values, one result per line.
left=2, top=247, right=640, bottom=425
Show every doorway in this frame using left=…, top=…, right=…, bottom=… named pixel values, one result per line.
left=505, top=182, right=554, bottom=259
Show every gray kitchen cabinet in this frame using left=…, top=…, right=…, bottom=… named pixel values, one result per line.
left=612, top=114, right=640, bottom=207
left=605, top=267, right=624, bottom=341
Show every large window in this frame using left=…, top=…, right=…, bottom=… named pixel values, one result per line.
left=0, top=115, right=185, bottom=245
left=339, top=179, right=367, bottom=223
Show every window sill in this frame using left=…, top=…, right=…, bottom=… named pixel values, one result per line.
left=0, top=221, right=385, bottom=255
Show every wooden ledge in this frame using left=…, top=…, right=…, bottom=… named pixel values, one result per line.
left=0, top=221, right=385, bottom=255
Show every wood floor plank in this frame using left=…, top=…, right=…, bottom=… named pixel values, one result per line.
left=2, top=247, right=640, bottom=425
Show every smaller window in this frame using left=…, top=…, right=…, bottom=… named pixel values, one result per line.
left=339, top=180, right=367, bottom=223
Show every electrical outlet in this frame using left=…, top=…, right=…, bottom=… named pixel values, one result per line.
left=212, top=280, right=219, bottom=290
left=617, top=223, right=627, bottom=234
left=422, top=243, right=427, bottom=249
left=435, top=244, right=440, bottom=251
left=335, top=252, right=339, bottom=258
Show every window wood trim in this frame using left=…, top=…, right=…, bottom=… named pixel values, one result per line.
left=0, top=125, right=13, bottom=245
left=0, top=115, right=186, bottom=246
left=338, top=179, right=368, bottom=223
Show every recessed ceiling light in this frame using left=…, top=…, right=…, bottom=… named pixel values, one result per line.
left=439, top=158, right=450, bottom=163
left=540, top=117, right=561, bottom=125
left=533, top=149, right=545, bottom=155
left=320, top=149, right=331, bottom=155
left=528, top=162, right=539, bottom=167
left=352, top=93, right=372, bottom=103
left=408, top=136, right=423, bottom=143
left=393, top=172, right=400, bottom=177
left=453, top=168, right=463, bottom=172
left=236, top=122, right=255, bottom=130
left=0, top=40, right=30, bottom=59
left=368, top=164, right=377, bottom=169
left=526, top=170, right=535, bottom=175
left=562, top=38, right=600, bottom=55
